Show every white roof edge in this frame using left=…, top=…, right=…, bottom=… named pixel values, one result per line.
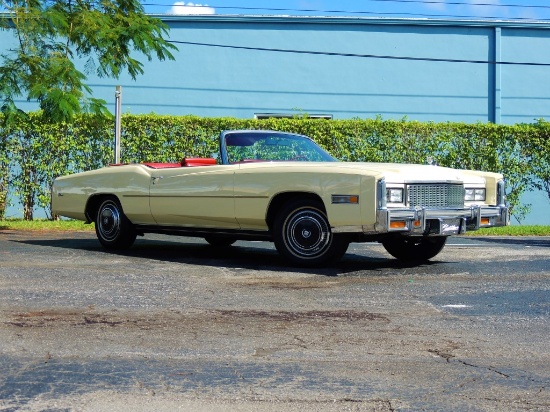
left=152, top=14, right=550, bottom=29
left=1, top=11, right=548, bottom=29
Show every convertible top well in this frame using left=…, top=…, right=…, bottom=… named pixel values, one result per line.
left=141, top=158, right=217, bottom=169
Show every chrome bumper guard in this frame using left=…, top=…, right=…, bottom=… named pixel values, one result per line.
left=374, top=204, right=509, bottom=236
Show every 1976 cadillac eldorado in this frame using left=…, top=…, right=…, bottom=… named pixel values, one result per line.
left=52, top=130, right=509, bottom=266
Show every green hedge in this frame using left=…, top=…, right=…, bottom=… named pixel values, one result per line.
left=1, top=113, right=549, bottom=221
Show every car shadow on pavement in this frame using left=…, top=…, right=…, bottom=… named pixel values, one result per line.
left=12, top=235, right=438, bottom=277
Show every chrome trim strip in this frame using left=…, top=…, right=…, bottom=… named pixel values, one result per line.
left=402, top=179, right=463, bottom=184
left=331, top=225, right=364, bottom=233
left=124, top=195, right=238, bottom=199
left=125, top=195, right=269, bottom=199
left=497, top=179, right=506, bottom=206
left=374, top=209, right=389, bottom=233
left=377, top=178, right=387, bottom=209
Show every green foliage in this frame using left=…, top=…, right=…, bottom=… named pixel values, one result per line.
left=463, top=225, right=550, bottom=236
left=527, top=119, right=550, bottom=208
left=0, top=0, right=176, bottom=122
left=0, top=112, right=114, bottom=219
left=0, top=113, right=549, bottom=222
left=0, top=218, right=95, bottom=231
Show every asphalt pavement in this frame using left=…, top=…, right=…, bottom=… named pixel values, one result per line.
left=0, top=230, right=548, bottom=411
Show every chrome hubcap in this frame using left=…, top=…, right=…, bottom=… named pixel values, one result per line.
left=98, top=203, right=120, bottom=241
left=285, top=209, right=331, bottom=258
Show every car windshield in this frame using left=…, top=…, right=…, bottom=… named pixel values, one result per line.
left=224, top=132, right=336, bottom=164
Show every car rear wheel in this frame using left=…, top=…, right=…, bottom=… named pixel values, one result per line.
left=273, top=199, right=349, bottom=266
left=382, top=236, right=447, bottom=262
left=95, top=196, right=137, bottom=250
left=204, top=236, right=237, bottom=247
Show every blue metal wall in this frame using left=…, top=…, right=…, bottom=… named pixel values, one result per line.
left=3, top=15, right=550, bottom=124
left=500, top=27, right=550, bottom=123
left=87, top=16, right=550, bottom=124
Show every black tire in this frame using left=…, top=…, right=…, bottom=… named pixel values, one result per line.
left=273, top=199, right=349, bottom=266
left=382, top=236, right=447, bottom=262
left=204, top=236, right=237, bottom=247
left=95, top=196, right=137, bottom=250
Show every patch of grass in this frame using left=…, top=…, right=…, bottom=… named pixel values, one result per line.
left=0, top=219, right=94, bottom=231
left=464, top=225, right=550, bottom=236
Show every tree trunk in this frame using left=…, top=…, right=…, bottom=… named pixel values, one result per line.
left=22, top=167, right=34, bottom=221
left=23, top=196, right=34, bottom=221
left=0, top=185, right=6, bottom=220
left=0, top=168, right=7, bottom=220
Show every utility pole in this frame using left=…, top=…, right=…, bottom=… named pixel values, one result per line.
left=114, top=86, right=122, bottom=164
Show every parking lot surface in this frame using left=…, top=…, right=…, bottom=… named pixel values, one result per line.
left=0, top=230, right=549, bottom=411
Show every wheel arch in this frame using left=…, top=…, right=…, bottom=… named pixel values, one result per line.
left=85, top=194, right=121, bottom=223
left=266, top=192, right=326, bottom=230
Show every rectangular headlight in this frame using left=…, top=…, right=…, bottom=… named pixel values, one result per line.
left=475, top=189, right=486, bottom=201
left=386, top=188, right=404, bottom=204
left=465, top=188, right=486, bottom=201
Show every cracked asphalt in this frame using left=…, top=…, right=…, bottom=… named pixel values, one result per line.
left=0, top=230, right=549, bottom=411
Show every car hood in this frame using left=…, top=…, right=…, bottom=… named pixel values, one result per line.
left=337, top=162, right=492, bottom=184
left=243, top=161, right=497, bottom=185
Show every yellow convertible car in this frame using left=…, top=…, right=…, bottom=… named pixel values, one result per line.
left=52, top=130, right=508, bottom=266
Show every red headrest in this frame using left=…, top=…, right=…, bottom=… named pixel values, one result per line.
left=181, top=157, right=217, bottom=167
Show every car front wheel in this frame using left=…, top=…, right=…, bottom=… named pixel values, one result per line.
left=95, top=196, right=137, bottom=250
left=382, top=236, right=447, bottom=262
left=273, top=199, right=349, bottom=266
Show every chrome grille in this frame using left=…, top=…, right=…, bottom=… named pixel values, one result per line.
left=407, top=184, right=465, bottom=208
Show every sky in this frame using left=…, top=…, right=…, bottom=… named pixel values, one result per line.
left=1, top=1, right=548, bottom=21
left=143, top=0, right=550, bottom=21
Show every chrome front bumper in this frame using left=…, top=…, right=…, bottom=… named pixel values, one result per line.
left=373, top=204, right=509, bottom=236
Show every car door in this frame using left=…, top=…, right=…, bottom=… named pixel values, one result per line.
left=149, top=165, right=239, bottom=228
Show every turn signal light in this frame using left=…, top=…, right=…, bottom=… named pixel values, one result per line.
left=390, top=221, right=407, bottom=229
left=331, top=195, right=359, bottom=204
